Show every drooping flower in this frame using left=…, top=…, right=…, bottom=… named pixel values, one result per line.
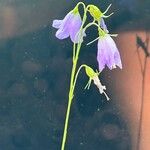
left=52, top=7, right=84, bottom=43
left=84, top=65, right=109, bottom=100
left=97, top=32, right=122, bottom=72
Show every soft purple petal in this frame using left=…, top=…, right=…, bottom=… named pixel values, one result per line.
left=114, top=51, right=122, bottom=69
left=73, top=30, right=86, bottom=43
left=55, top=12, right=73, bottom=40
left=102, top=36, right=116, bottom=69
left=69, top=13, right=82, bottom=43
left=97, top=38, right=107, bottom=71
left=97, top=37, right=114, bottom=71
left=59, top=12, right=74, bottom=30
left=97, top=53, right=106, bottom=72
left=52, top=20, right=63, bottom=29
left=55, top=28, right=70, bottom=39
left=108, top=36, right=122, bottom=69
left=100, top=18, right=109, bottom=33
left=106, top=35, right=122, bottom=69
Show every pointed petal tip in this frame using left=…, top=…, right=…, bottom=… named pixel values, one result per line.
left=117, top=61, right=123, bottom=69
left=98, top=66, right=104, bottom=72
left=69, top=15, right=83, bottom=43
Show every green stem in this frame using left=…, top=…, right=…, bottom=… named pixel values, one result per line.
left=60, top=94, right=72, bottom=150
left=76, top=2, right=86, bottom=11
left=61, top=3, right=88, bottom=150
left=73, top=43, right=76, bottom=61
left=69, top=43, right=82, bottom=100
left=61, top=43, right=81, bottom=150
left=72, top=64, right=87, bottom=92
left=83, top=21, right=97, bottom=32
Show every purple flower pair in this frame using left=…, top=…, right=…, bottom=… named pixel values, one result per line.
left=52, top=4, right=122, bottom=72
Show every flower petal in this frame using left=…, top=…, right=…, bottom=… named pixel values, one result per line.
left=52, top=20, right=63, bottom=29
left=100, top=18, right=109, bottom=33
left=55, top=28, right=70, bottom=39
left=69, top=13, right=82, bottom=43
left=114, top=51, right=122, bottom=69
left=59, top=12, right=74, bottom=30
left=103, top=37, right=115, bottom=69
left=55, top=12, right=73, bottom=40
left=106, top=35, right=122, bottom=69
left=93, top=76, right=110, bottom=100
left=97, top=38, right=107, bottom=71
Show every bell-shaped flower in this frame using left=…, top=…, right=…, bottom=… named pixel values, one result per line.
left=97, top=33, right=122, bottom=72
left=52, top=8, right=84, bottom=43
left=84, top=65, right=109, bottom=100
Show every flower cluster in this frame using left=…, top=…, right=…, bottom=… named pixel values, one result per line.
left=52, top=2, right=122, bottom=99
left=52, top=2, right=123, bottom=149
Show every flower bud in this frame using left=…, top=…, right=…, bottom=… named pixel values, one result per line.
left=88, top=5, right=103, bottom=21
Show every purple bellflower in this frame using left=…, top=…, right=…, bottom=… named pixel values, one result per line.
left=52, top=8, right=84, bottom=43
left=97, top=33, right=122, bottom=72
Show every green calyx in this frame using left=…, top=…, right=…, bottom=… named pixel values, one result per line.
left=98, top=28, right=106, bottom=37
left=73, top=6, right=79, bottom=14
left=85, top=66, right=98, bottom=79
left=87, top=5, right=103, bottom=21
left=84, top=65, right=100, bottom=90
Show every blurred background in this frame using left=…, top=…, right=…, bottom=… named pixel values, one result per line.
left=0, top=0, right=149, bottom=150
